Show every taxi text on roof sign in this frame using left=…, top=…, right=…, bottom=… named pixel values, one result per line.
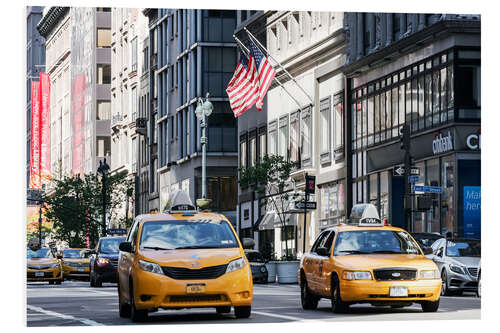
left=349, top=203, right=383, bottom=227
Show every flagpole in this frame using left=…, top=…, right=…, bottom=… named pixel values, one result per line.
left=233, top=35, right=303, bottom=110
left=244, top=27, right=314, bottom=105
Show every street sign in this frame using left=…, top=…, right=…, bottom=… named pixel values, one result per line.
left=294, top=201, right=317, bottom=210
left=107, top=228, right=127, bottom=235
left=408, top=175, right=419, bottom=183
left=393, top=166, right=420, bottom=177
left=412, top=185, right=443, bottom=193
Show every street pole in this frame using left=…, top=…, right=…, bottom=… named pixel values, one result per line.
left=38, top=203, right=42, bottom=248
left=102, top=171, right=106, bottom=237
left=201, top=111, right=207, bottom=199
left=303, top=173, right=308, bottom=256
left=400, top=124, right=412, bottom=232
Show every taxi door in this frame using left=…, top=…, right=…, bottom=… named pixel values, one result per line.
left=118, top=219, right=140, bottom=302
left=302, top=231, right=329, bottom=292
left=308, top=231, right=332, bottom=294
left=316, top=231, right=336, bottom=297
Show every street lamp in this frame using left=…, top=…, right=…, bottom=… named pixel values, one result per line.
left=97, top=158, right=110, bottom=237
left=195, top=93, right=213, bottom=209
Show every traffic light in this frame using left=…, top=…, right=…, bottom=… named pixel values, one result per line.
left=400, top=124, right=410, bottom=151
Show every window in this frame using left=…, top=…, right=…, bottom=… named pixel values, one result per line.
left=457, top=64, right=481, bottom=118
left=320, top=97, right=331, bottom=159
left=131, top=87, right=137, bottom=121
left=258, top=130, right=266, bottom=160
left=96, top=101, right=110, bottom=120
left=97, top=7, right=111, bottom=12
left=202, top=47, right=236, bottom=97
left=207, top=102, right=237, bottom=152
left=203, top=10, right=236, bottom=42
left=249, top=135, right=256, bottom=167
left=97, top=64, right=111, bottom=84
left=279, top=117, right=289, bottom=159
left=131, top=38, right=137, bottom=72
left=301, top=107, right=312, bottom=166
left=196, top=176, right=238, bottom=211
left=96, top=136, right=111, bottom=157
left=240, top=138, right=246, bottom=168
left=97, top=29, right=111, bottom=48
left=290, top=112, right=300, bottom=165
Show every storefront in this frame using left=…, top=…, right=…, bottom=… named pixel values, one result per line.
left=318, top=180, right=346, bottom=230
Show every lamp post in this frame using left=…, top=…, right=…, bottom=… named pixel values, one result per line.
left=195, top=93, right=213, bottom=209
left=97, top=158, right=110, bottom=237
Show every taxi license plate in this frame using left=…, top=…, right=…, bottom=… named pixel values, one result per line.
left=186, top=284, right=206, bottom=294
left=389, top=286, right=408, bottom=297
left=77, top=268, right=85, bottom=272
left=35, top=272, right=44, bottom=277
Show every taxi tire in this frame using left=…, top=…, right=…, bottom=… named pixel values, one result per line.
left=421, top=299, right=440, bottom=312
left=216, top=306, right=231, bottom=314
left=234, top=306, right=251, bottom=318
left=49, top=281, right=54, bottom=285
left=130, top=284, right=148, bottom=322
left=118, top=284, right=131, bottom=318
left=300, top=279, right=319, bottom=310
left=331, top=275, right=349, bottom=314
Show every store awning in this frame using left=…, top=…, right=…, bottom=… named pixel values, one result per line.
left=255, top=212, right=298, bottom=231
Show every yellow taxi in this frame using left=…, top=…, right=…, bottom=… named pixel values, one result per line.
left=299, top=204, right=441, bottom=313
left=27, top=247, right=63, bottom=285
left=61, top=248, right=91, bottom=280
left=117, top=190, right=253, bottom=322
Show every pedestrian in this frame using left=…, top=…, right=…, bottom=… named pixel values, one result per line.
left=445, top=231, right=452, bottom=238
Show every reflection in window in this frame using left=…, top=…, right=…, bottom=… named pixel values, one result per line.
left=97, top=28, right=111, bottom=48
left=97, top=64, right=111, bottom=84
left=441, top=156, right=455, bottom=234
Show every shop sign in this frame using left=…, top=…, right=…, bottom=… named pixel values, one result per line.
left=466, top=131, right=481, bottom=150
left=432, top=131, right=453, bottom=155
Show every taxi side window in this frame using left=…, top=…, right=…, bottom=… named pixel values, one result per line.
left=127, top=221, right=140, bottom=251
left=323, top=231, right=336, bottom=252
left=311, top=231, right=329, bottom=253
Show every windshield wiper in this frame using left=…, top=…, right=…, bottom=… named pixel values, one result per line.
left=142, top=246, right=173, bottom=251
left=337, top=250, right=369, bottom=254
left=370, top=250, right=403, bottom=254
left=175, top=245, right=220, bottom=249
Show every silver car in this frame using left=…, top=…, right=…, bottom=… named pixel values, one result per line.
left=427, top=238, right=481, bottom=296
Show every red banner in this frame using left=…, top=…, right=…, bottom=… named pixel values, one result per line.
left=40, top=73, right=51, bottom=182
left=30, top=81, right=41, bottom=189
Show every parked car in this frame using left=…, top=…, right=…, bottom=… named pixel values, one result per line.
left=244, top=250, right=268, bottom=284
left=89, top=236, right=126, bottom=287
left=411, top=233, right=444, bottom=249
left=428, top=238, right=481, bottom=296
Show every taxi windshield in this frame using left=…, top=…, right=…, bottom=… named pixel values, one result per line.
left=27, top=248, right=53, bottom=259
left=99, top=238, right=125, bottom=254
left=446, top=240, right=480, bottom=257
left=334, top=230, right=421, bottom=255
left=63, top=249, right=85, bottom=258
left=139, top=220, right=238, bottom=250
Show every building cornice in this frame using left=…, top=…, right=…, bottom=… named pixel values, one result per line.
left=37, top=7, right=69, bottom=38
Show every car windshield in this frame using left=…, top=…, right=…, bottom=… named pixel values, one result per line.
left=446, top=240, right=481, bottom=257
left=246, top=251, right=265, bottom=262
left=99, top=238, right=125, bottom=254
left=412, top=234, right=442, bottom=247
left=139, top=220, right=238, bottom=250
left=27, top=248, right=53, bottom=259
left=334, top=230, right=421, bottom=255
left=63, top=249, right=86, bottom=258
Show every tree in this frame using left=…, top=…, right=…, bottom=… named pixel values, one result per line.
left=238, top=154, right=299, bottom=260
left=41, top=172, right=133, bottom=248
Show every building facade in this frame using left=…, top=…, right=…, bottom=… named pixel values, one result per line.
left=27, top=6, right=46, bottom=186
left=343, top=13, right=481, bottom=238
left=110, top=8, right=149, bottom=226
left=237, top=11, right=347, bottom=259
left=145, top=9, right=240, bottom=225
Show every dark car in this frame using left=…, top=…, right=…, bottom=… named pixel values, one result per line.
left=411, top=232, right=444, bottom=249
left=89, top=236, right=125, bottom=287
left=244, top=250, right=268, bottom=284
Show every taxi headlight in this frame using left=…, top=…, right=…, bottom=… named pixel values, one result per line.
left=138, top=260, right=163, bottom=275
left=97, top=258, right=110, bottom=266
left=449, top=264, right=465, bottom=275
left=419, top=269, right=440, bottom=279
left=342, top=271, right=372, bottom=280
left=226, top=257, right=247, bottom=274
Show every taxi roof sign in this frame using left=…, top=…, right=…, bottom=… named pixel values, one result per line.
left=163, top=190, right=198, bottom=214
left=349, top=203, right=383, bottom=227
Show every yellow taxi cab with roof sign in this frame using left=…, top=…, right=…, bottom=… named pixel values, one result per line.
left=298, top=204, right=441, bottom=313
left=117, top=190, right=253, bottom=322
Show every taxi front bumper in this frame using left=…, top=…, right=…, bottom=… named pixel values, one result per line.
left=27, top=267, right=63, bottom=281
left=131, top=265, right=253, bottom=310
left=63, top=265, right=90, bottom=278
left=340, top=278, right=441, bottom=303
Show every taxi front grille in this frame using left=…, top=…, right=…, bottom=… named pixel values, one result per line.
left=168, top=294, right=227, bottom=303
left=373, top=268, right=417, bottom=281
left=27, top=272, right=54, bottom=278
left=369, top=294, right=426, bottom=298
left=161, top=264, right=227, bottom=280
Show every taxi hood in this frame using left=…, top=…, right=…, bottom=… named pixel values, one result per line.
left=63, top=258, right=90, bottom=263
left=27, top=258, right=58, bottom=265
left=334, top=254, right=437, bottom=270
left=139, top=247, right=242, bottom=268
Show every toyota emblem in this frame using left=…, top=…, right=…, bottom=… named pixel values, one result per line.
left=392, top=272, right=401, bottom=277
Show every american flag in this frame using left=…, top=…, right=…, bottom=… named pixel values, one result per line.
left=226, top=50, right=259, bottom=117
left=248, top=39, right=276, bottom=111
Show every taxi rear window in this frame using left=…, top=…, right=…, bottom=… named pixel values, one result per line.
left=139, top=220, right=238, bottom=250
left=334, top=230, right=421, bottom=255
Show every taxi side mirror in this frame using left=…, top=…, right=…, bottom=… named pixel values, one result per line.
left=119, top=242, right=133, bottom=253
left=316, top=247, right=330, bottom=257
left=422, top=247, right=433, bottom=255
left=242, top=238, right=255, bottom=249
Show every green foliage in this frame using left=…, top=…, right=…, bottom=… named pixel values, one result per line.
left=41, top=172, right=134, bottom=248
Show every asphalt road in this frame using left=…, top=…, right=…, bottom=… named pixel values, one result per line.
left=26, top=280, right=480, bottom=326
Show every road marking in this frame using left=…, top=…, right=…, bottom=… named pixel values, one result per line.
left=27, top=305, right=104, bottom=326
left=252, top=310, right=304, bottom=321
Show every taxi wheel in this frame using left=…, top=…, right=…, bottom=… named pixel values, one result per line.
left=216, top=306, right=231, bottom=314
left=300, top=278, right=319, bottom=310
left=421, top=299, right=440, bottom=312
left=234, top=306, right=251, bottom=319
left=331, top=275, right=349, bottom=314
left=48, top=281, right=54, bottom=285
left=130, top=284, right=148, bottom=322
left=118, top=284, right=131, bottom=318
